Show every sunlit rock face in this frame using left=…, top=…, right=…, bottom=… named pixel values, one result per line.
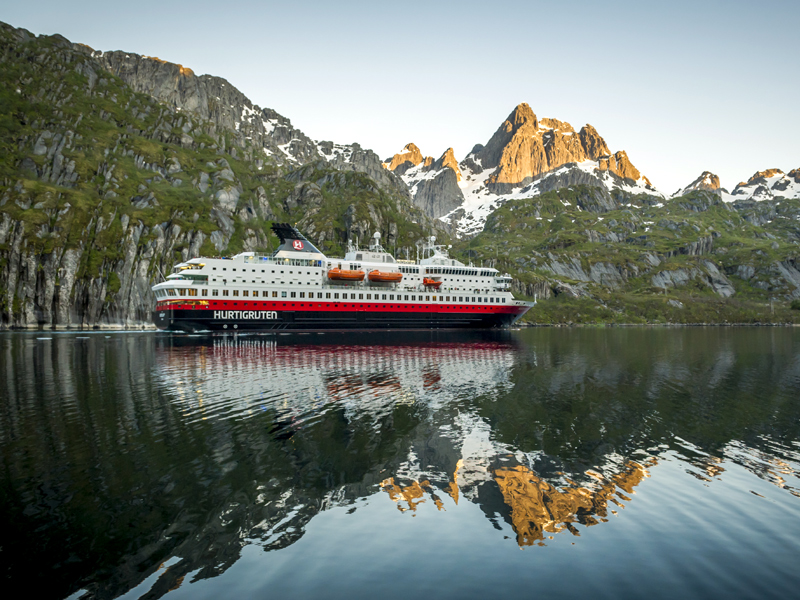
left=384, top=102, right=659, bottom=235
left=385, top=145, right=466, bottom=218
left=673, top=171, right=722, bottom=197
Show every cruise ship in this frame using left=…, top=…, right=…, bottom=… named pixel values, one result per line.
left=152, top=223, right=534, bottom=332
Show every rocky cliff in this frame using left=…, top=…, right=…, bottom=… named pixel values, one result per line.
left=673, top=171, right=722, bottom=197
left=454, top=184, right=800, bottom=323
left=0, top=21, right=441, bottom=329
left=725, top=168, right=800, bottom=202
left=386, top=102, right=660, bottom=236
left=384, top=145, right=464, bottom=219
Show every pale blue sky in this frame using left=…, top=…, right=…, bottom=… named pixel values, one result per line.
left=4, top=0, right=799, bottom=193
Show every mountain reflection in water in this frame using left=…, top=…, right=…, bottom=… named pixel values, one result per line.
left=0, top=328, right=799, bottom=600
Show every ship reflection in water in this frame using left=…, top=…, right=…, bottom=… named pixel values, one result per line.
left=1, top=328, right=799, bottom=600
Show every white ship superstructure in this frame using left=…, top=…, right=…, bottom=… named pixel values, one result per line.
left=152, top=223, right=533, bottom=331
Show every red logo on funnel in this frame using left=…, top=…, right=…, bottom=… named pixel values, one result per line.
left=292, top=240, right=304, bottom=250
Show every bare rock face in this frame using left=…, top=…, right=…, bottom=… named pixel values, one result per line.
left=386, top=143, right=424, bottom=175
left=476, top=103, right=539, bottom=171
left=729, top=167, right=800, bottom=201
left=412, top=168, right=464, bottom=219
left=464, top=103, right=647, bottom=194
left=578, top=125, right=611, bottom=160
left=674, top=171, right=721, bottom=197
left=597, top=151, right=647, bottom=184
left=429, top=148, right=462, bottom=181
left=543, top=129, right=586, bottom=170
left=384, top=144, right=465, bottom=218
left=746, top=168, right=784, bottom=184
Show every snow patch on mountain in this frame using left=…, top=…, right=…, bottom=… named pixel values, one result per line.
left=722, top=170, right=800, bottom=203
left=441, top=159, right=662, bottom=236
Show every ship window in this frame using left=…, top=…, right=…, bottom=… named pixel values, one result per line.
left=282, top=291, right=287, bottom=298
left=253, top=291, right=259, bottom=297
left=382, top=294, right=387, bottom=300
left=300, top=292, right=305, bottom=298
left=412, top=295, right=416, bottom=301
left=356, top=254, right=362, bottom=260
left=349, top=293, right=354, bottom=299
left=404, top=295, right=408, bottom=301
left=202, top=290, right=208, bottom=297
left=233, top=269, right=236, bottom=271
left=334, top=293, right=339, bottom=299
left=389, top=295, right=394, bottom=300
left=425, top=295, right=429, bottom=301
left=366, top=294, right=371, bottom=300
left=433, top=296, right=437, bottom=301
left=503, top=298, right=506, bottom=303
left=291, top=292, right=296, bottom=298
left=233, top=290, right=239, bottom=297
left=317, top=292, right=322, bottom=298
left=446, top=296, right=450, bottom=301
left=490, top=297, right=494, bottom=303
left=222, top=290, right=228, bottom=296
left=359, top=293, right=364, bottom=300
left=472, top=297, right=476, bottom=303
left=243, top=290, right=249, bottom=297
left=223, top=268, right=226, bottom=271
left=167, top=289, right=176, bottom=296
left=326, top=293, right=331, bottom=299
left=459, top=297, right=463, bottom=302
left=213, top=267, right=216, bottom=270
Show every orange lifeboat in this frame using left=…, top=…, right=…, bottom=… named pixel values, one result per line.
left=368, top=270, right=403, bottom=283
left=423, top=278, right=442, bottom=289
left=328, top=268, right=365, bottom=281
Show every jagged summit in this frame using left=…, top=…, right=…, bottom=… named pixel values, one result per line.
left=433, top=148, right=462, bottom=181
left=673, top=171, right=722, bottom=198
left=431, top=104, right=660, bottom=234
left=385, top=143, right=424, bottom=174
left=383, top=103, right=659, bottom=235
left=724, top=168, right=800, bottom=203
left=383, top=144, right=465, bottom=219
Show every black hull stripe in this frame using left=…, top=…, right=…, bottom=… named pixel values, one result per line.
left=152, top=309, right=527, bottom=332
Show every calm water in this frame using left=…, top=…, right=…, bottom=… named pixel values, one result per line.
left=1, top=328, right=799, bottom=599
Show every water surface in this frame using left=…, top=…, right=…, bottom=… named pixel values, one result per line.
left=1, top=328, right=798, bottom=599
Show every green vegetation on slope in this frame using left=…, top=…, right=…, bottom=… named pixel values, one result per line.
left=453, top=186, right=800, bottom=324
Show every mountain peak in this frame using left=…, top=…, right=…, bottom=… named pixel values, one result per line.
left=510, top=102, right=537, bottom=126
left=673, top=171, right=721, bottom=197
left=385, top=143, right=424, bottom=174
left=474, top=103, right=539, bottom=171
left=432, top=148, right=461, bottom=181
left=578, top=124, right=611, bottom=160
left=746, top=168, right=784, bottom=184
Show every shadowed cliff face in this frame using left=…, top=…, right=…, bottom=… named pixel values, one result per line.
left=0, top=22, right=441, bottom=329
left=1, top=329, right=799, bottom=599
left=384, top=145, right=465, bottom=218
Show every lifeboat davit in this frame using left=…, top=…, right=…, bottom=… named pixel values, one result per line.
left=328, top=268, right=365, bottom=281
left=423, top=278, right=442, bottom=289
left=368, top=270, right=403, bottom=283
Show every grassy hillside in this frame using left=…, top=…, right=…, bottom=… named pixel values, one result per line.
left=0, top=24, right=442, bottom=327
left=454, top=186, right=800, bottom=324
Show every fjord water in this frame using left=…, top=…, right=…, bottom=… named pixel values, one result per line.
left=1, top=329, right=798, bottom=599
